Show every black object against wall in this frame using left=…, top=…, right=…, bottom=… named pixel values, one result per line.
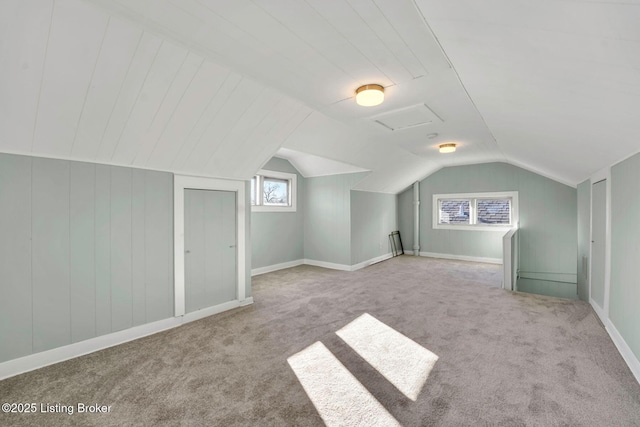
left=389, top=230, right=404, bottom=257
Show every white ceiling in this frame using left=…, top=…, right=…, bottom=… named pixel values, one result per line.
left=2, top=0, right=639, bottom=192
left=275, top=148, right=369, bottom=178
left=416, top=0, right=640, bottom=185
left=1, top=0, right=312, bottom=181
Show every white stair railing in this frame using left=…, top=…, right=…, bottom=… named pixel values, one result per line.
left=502, top=227, right=519, bottom=291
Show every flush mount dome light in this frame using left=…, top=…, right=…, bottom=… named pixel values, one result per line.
left=439, top=143, right=456, bottom=154
left=355, top=84, right=384, bottom=107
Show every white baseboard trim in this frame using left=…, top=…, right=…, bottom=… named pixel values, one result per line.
left=590, top=297, right=606, bottom=321
left=0, top=317, right=180, bottom=381
left=254, top=256, right=394, bottom=275
left=303, top=259, right=352, bottom=271
left=0, top=297, right=256, bottom=381
left=251, top=259, right=304, bottom=276
left=419, top=251, right=503, bottom=265
left=350, top=253, right=393, bottom=271
left=182, top=300, right=244, bottom=324
left=589, top=299, right=640, bottom=385
left=604, top=319, right=640, bottom=385
left=519, top=272, right=577, bottom=284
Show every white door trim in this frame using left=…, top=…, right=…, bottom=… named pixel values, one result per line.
left=588, top=167, right=611, bottom=318
left=174, top=175, right=246, bottom=317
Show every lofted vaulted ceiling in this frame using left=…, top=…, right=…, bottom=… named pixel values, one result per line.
left=2, top=0, right=639, bottom=193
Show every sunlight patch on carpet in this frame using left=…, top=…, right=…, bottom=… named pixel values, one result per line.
left=287, top=341, right=401, bottom=427
left=336, top=313, right=438, bottom=401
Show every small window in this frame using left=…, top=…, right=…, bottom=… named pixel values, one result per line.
left=477, top=199, right=511, bottom=225
left=438, top=199, right=471, bottom=225
left=251, top=170, right=297, bottom=212
left=433, top=192, right=518, bottom=231
left=262, top=177, right=289, bottom=206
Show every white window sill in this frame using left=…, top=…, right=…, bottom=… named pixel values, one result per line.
left=252, top=205, right=296, bottom=213
left=434, top=224, right=514, bottom=232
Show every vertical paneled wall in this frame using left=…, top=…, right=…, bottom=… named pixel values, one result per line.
left=397, top=162, right=578, bottom=298
left=610, top=152, right=640, bottom=362
left=251, top=158, right=305, bottom=269
left=417, top=163, right=511, bottom=259
left=304, top=172, right=368, bottom=266
left=576, top=179, right=591, bottom=302
left=32, top=158, right=71, bottom=353
left=70, top=162, right=97, bottom=342
left=143, top=169, right=174, bottom=322
left=0, top=155, right=32, bottom=362
left=350, top=190, right=397, bottom=265
left=0, top=153, right=173, bottom=364
left=397, top=188, right=415, bottom=252
left=244, top=180, right=252, bottom=297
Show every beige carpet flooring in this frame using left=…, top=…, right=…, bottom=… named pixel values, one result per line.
left=1, top=256, right=639, bottom=426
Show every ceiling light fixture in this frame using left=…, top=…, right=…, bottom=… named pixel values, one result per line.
left=439, top=143, right=456, bottom=154
left=355, top=84, right=384, bottom=107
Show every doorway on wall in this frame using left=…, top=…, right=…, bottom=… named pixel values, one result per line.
left=174, top=174, right=247, bottom=320
left=184, top=189, right=237, bottom=314
left=591, top=179, right=606, bottom=311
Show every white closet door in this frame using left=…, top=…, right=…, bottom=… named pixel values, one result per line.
left=184, top=189, right=237, bottom=314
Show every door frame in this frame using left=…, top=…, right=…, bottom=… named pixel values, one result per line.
left=174, top=175, right=246, bottom=317
left=589, top=167, right=611, bottom=320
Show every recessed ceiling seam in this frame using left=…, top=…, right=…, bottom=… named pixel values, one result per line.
left=201, top=85, right=268, bottom=171
left=91, top=29, right=145, bottom=160
left=99, top=39, right=167, bottom=161
left=371, top=0, right=430, bottom=76
left=280, top=110, right=314, bottom=148
left=30, top=0, right=55, bottom=153
left=141, top=57, right=207, bottom=166
left=345, top=0, right=417, bottom=78
left=411, top=0, right=507, bottom=161
left=169, top=71, right=234, bottom=170
left=250, top=0, right=362, bottom=90
left=69, top=16, right=111, bottom=157
left=303, top=0, right=397, bottom=86
left=180, top=75, right=244, bottom=170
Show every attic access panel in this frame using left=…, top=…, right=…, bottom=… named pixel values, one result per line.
left=371, top=104, right=443, bottom=131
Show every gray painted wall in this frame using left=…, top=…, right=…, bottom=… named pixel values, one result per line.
left=244, top=180, right=252, bottom=297
left=576, top=179, right=590, bottom=301
left=304, top=172, right=368, bottom=265
left=252, top=160, right=396, bottom=269
left=397, top=187, right=414, bottom=252
left=610, top=152, right=640, bottom=361
left=591, top=180, right=607, bottom=308
left=251, top=157, right=304, bottom=269
left=398, top=162, right=578, bottom=298
left=0, top=153, right=174, bottom=364
left=350, top=191, right=397, bottom=264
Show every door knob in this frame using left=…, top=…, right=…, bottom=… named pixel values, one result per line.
left=185, top=250, right=191, bottom=254
left=229, top=245, right=236, bottom=248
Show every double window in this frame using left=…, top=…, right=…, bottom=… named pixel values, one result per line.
left=251, top=170, right=297, bottom=212
left=432, top=191, right=518, bottom=231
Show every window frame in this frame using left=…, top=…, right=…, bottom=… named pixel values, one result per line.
left=432, top=191, right=518, bottom=231
left=251, top=169, right=297, bottom=212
